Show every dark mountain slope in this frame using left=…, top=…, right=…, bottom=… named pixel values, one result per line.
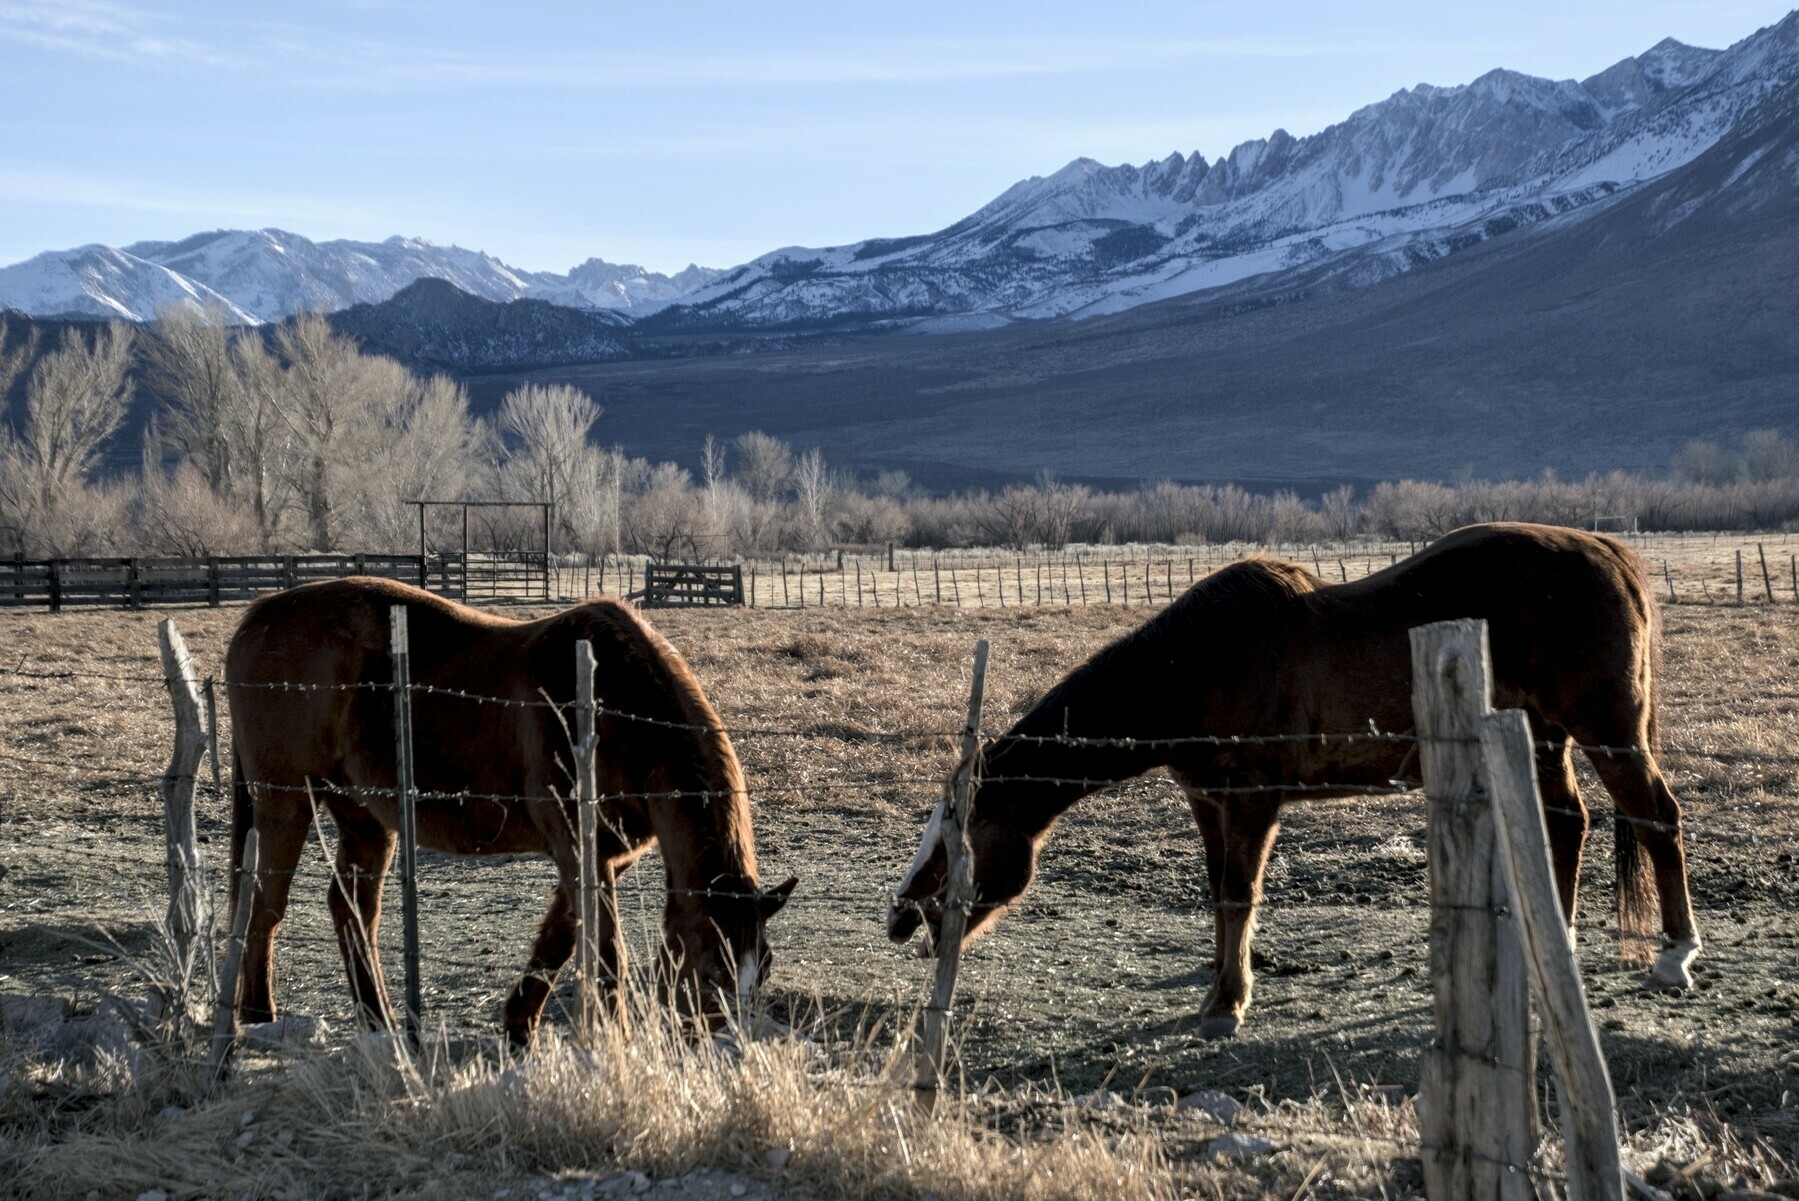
left=473, top=82, right=1799, bottom=491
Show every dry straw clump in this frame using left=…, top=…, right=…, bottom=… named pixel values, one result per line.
left=0, top=992, right=1188, bottom=1201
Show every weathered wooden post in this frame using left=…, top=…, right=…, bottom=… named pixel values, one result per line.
left=158, top=619, right=211, bottom=993
left=573, top=640, right=604, bottom=1039
left=1663, top=560, right=1677, bottom=604
left=1482, top=709, right=1624, bottom=1201
left=390, top=605, right=423, bottom=1047
left=915, top=639, right=990, bottom=1113
left=209, top=828, right=259, bottom=1085
left=1410, top=619, right=1535, bottom=1201
left=1735, top=548, right=1744, bottom=604
left=1758, top=544, right=1774, bottom=604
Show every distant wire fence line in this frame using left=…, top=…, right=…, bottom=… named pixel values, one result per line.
left=4, top=529, right=1799, bottom=611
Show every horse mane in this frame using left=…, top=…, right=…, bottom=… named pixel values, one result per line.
left=1086, top=556, right=1321, bottom=668
left=566, top=600, right=759, bottom=885
left=1016, top=557, right=1323, bottom=739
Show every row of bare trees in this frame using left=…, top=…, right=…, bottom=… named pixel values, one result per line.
left=3, top=308, right=1798, bottom=558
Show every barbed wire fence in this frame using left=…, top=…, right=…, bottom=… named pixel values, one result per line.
left=1, top=618, right=1796, bottom=1197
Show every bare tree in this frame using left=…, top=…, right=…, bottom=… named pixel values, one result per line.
left=271, top=312, right=373, bottom=548
left=145, top=303, right=242, bottom=492
left=1742, top=429, right=1799, bottom=482
left=0, top=323, right=136, bottom=554
left=0, top=316, right=40, bottom=404
left=1671, top=439, right=1739, bottom=487
left=622, top=462, right=702, bottom=560
left=225, top=334, right=295, bottom=546
left=734, top=430, right=794, bottom=503
left=792, top=446, right=831, bottom=550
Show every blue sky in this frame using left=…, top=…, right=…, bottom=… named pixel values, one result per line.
left=2, top=1, right=1794, bottom=274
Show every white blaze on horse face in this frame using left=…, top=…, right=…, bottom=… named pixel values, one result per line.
left=736, top=949, right=759, bottom=1019
left=896, top=797, right=948, bottom=901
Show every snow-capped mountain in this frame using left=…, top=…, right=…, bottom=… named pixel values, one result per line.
left=656, top=9, right=1798, bottom=329
left=0, top=244, right=258, bottom=324
left=0, top=229, right=721, bottom=324
left=3, top=9, right=1796, bottom=340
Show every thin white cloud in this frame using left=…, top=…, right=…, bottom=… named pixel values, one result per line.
left=0, top=0, right=251, bottom=66
left=0, top=166, right=383, bottom=230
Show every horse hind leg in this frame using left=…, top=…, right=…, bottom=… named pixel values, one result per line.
left=324, top=797, right=398, bottom=1030
left=1535, top=732, right=1588, bottom=933
left=1586, top=747, right=1700, bottom=989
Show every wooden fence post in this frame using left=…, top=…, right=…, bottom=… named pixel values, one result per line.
left=915, top=639, right=990, bottom=1113
left=207, top=556, right=220, bottom=607
left=1410, top=619, right=1536, bottom=1201
left=1481, top=709, right=1624, bottom=1201
left=157, top=619, right=211, bottom=1000
left=1757, top=544, right=1774, bottom=604
left=209, top=828, right=259, bottom=1085
left=573, top=640, right=603, bottom=1039
left=1735, top=549, right=1744, bottom=604
left=390, top=606, right=423, bottom=1048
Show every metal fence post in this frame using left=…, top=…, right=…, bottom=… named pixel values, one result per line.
left=1410, top=619, right=1535, bottom=1201
left=573, top=640, right=603, bottom=1038
left=390, top=605, right=423, bottom=1047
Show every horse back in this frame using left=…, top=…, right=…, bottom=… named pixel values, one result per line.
left=1321, top=523, right=1656, bottom=742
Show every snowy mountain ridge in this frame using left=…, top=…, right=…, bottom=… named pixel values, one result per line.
left=0, top=228, right=724, bottom=324
left=3, top=9, right=1796, bottom=335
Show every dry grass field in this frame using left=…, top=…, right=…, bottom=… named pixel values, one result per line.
left=1, top=563, right=1796, bottom=1198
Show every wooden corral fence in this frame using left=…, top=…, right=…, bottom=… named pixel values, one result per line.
left=628, top=563, right=745, bottom=608
left=0, top=552, right=548, bottom=611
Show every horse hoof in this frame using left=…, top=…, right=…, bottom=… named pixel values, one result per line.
left=1198, top=1013, right=1241, bottom=1040
left=1645, top=938, right=1700, bottom=991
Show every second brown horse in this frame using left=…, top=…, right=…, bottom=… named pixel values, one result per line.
left=889, top=523, right=1699, bottom=1037
left=226, top=577, right=795, bottom=1046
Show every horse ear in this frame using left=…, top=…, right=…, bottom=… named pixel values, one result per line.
left=760, top=876, right=799, bottom=919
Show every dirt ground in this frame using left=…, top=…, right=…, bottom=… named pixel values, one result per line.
left=1, top=585, right=1796, bottom=1172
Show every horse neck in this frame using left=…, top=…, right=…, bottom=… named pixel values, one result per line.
left=638, top=731, right=760, bottom=899
left=978, top=668, right=1177, bottom=838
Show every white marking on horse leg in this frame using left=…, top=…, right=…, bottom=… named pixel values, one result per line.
left=894, top=797, right=946, bottom=900
left=1647, top=936, right=1701, bottom=991
left=736, top=949, right=759, bottom=1021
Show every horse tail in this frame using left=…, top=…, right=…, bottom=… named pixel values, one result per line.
left=1614, top=547, right=1661, bottom=965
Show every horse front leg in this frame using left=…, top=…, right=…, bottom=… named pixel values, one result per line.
left=1197, top=794, right=1282, bottom=1039
left=238, top=794, right=310, bottom=1025
left=503, top=883, right=578, bottom=1049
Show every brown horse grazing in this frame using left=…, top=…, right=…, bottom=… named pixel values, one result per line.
left=888, top=523, right=1699, bottom=1038
left=226, top=577, right=796, bottom=1046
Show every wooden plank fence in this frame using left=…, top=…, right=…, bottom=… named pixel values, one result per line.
left=0, top=553, right=488, bottom=611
